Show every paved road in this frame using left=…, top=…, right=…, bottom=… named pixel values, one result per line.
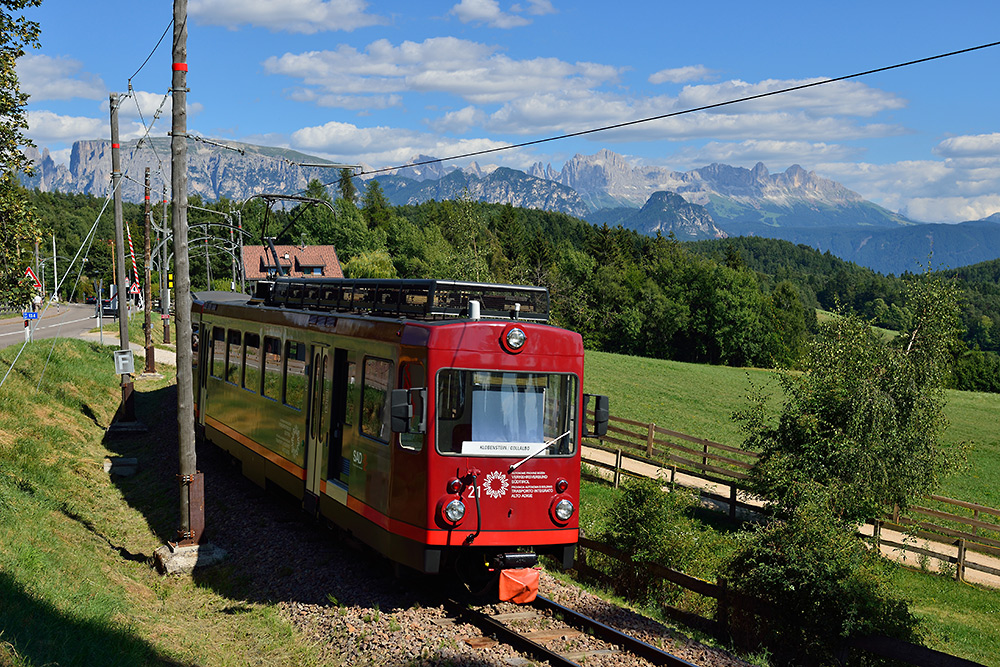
left=0, top=302, right=103, bottom=350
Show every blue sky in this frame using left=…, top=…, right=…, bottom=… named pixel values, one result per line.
left=17, top=0, right=1000, bottom=223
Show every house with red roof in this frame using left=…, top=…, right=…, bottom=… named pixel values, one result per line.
left=242, top=245, right=343, bottom=282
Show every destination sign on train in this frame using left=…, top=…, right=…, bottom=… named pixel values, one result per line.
left=461, top=441, right=543, bottom=457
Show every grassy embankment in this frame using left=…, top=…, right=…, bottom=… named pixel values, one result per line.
left=581, top=348, right=1000, bottom=666
left=0, top=339, right=318, bottom=666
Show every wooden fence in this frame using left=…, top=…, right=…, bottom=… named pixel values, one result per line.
left=582, top=414, right=1000, bottom=583
left=575, top=536, right=986, bottom=667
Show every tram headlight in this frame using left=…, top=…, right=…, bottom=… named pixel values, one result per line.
left=553, top=498, right=574, bottom=522
left=500, top=326, right=527, bottom=354
left=554, top=499, right=574, bottom=521
left=444, top=498, right=466, bottom=523
left=506, top=327, right=526, bottom=350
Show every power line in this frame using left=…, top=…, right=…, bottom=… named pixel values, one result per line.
left=353, top=39, right=1000, bottom=179
left=129, top=18, right=174, bottom=86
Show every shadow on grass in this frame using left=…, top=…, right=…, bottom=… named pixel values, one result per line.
left=101, top=382, right=419, bottom=614
left=0, top=571, right=191, bottom=667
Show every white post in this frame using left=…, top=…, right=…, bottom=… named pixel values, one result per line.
left=52, top=234, right=58, bottom=302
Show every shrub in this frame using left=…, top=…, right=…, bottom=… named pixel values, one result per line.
left=722, top=497, right=921, bottom=666
left=597, top=477, right=721, bottom=606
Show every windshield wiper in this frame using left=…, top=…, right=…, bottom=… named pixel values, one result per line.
left=508, top=430, right=572, bottom=473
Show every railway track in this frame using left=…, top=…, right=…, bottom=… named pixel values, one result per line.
left=442, top=593, right=701, bottom=667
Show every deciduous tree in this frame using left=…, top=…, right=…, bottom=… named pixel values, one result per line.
left=0, top=0, right=42, bottom=308
left=738, top=276, right=966, bottom=524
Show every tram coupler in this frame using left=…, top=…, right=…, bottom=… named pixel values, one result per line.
left=493, top=552, right=538, bottom=570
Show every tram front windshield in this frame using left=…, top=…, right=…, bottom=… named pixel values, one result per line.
left=436, top=370, right=577, bottom=457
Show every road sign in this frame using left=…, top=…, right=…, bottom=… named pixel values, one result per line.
left=24, top=266, right=41, bottom=290
left=22, top=312, right=38, bottom=320
left=129, top=282, right=141, bottom=295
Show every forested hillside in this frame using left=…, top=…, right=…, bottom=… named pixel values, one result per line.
left=27, top=182, right=999, bottom=392
left=690, top=236, right=1000, bottom=391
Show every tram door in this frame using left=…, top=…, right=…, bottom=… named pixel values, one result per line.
left=305, top=345, right=332, bottom=512
left=328, top=348, right=350, bottom=487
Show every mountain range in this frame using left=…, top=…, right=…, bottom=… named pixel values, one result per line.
left=21, top=139, right=1000, bottom=275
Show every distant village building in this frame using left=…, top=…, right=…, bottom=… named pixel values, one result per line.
left=242, top=245, right=343, bottom=283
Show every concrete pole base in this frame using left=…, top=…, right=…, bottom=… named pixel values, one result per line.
left=153, top=542, right=227, bottom=575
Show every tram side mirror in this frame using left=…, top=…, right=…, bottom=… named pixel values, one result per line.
left=582, top=394, right=609, bottom=438
left=391, top=388, right=427, bottom=434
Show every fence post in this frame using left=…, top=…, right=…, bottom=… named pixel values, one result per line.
left=613, top=449, right=622, bottom=489
left=646, top=422, right=655, bottom=457
left=873, top=519, right=882, bottom=545
left=973, top=509, right=979, bottom=537
left=729, top=484, right=738, bottom=521
left=956, top=538, right=966, bottom=582
left=702, top=440, right=709, bottom=469
left=716, top=575, right=730, bottom=643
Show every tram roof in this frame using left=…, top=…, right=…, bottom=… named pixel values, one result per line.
left=240, top=277, right=549, bottom=323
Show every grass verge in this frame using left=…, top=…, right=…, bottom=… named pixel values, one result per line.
left=0, top=339, right=320, bottom=667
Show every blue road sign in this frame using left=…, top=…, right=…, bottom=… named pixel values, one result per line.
left=23, top=312, right=39, bottom=320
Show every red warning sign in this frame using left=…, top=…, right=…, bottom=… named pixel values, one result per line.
left=24, top=266, right=41, bottom=290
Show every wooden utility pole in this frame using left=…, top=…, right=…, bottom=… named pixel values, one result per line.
left=110, top=92, right=136, bottom=423
left=143, top=167, right=155, bottom=373
left=161, top=185, right=171, bottom=344
left=172, top=0, right=202, bottom=547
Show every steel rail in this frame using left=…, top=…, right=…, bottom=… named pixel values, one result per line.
left=533, top=594, right=700, bottom=667
left=441, top=593, right=700, bottom=667
left=442, top=597, right=579, bottom=667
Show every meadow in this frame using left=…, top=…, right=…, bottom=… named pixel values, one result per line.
left=583, top=349, right=1000, bottom=509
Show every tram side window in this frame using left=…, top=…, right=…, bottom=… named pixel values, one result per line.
left=226, top=329, right=242, bottom=385
left=343, top=361, right=356, bottom=427
left=361, top=358, right=392, bottom=443
left=262, top=336, right=282, bottom=400
left=243, top=333, right=261, bottom=393
left=398, top=362, right=425, bottom=452
left=283, top=340, right=307, bottom=410
left=210, top=328, right=226, bottom=380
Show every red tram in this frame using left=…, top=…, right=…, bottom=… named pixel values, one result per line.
left=192, top=277, right=608, bottom=598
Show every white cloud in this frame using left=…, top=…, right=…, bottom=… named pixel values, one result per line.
left=649, top=65, right=714, bottom=85
left=430, top=106, right=488, bottom=134
left=264, top=37, right=622, bottom=107
left=17, top=54, right=106, bottom=101
left=669, top=140, right=863, bottom=170
left=481, top=88, right=902, bottom=144
left=289, top=119, right=512, bottom=167
left=901, top=195, right=1000, bottom=223
left=26, top=110, right=106, bottom=144
left=517, top=0, right=556, bottom=15
left=677, top=78, right=906, bottom=118
left=450, top=0, right=530, bottom=28
left=933, top=133, right=1000, bottom=160
left=189, top=0, right=385, bottom=33
left=816, top=159, right=1000, bottom=223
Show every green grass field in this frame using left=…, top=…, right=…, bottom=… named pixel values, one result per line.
left=583, top=349, right=1000, bottom=509
left=0, top=340, right=319, bottom=666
